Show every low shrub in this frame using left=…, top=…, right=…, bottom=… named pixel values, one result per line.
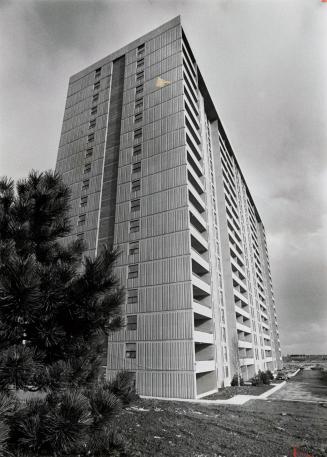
left=251, top=370, right=271, bottom=386
left=260, top=371, right=271, bottom=385
left=106, top=371, right=138, bottom=405
left=266, top=370, right=274, bottom=381
left=250, top=374, right=262, bottom=386
left=231, top=373, right=244, bottom=387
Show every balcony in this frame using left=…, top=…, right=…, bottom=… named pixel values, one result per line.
left=188, top=185, right=206, bottom=214
left=189, top=203, right=207, bottom=233
left=190, top=226, right=208, bottom=253
left=236, top=321, right=252, bottom=334
left=195, top=360, right=215, bottom=373
left=192, top=274, right=211, bottom=297
left=233, top=288, right=249, bottom=305
left=226, top=210, right=241, bottom=233
left=232, top=272, right=247, bottom=290
left=193, top=301, right=212, bottom=318
left=182, top=43, right=196, bottom=77
left=261, top=310, right=269, bottom=321
left=228, top=232, right=243, bottom=254
left=258, top=294, right=266, bottom=306
left=194, top=330, right=214, bottom=344
left=185, top=112, right=202, bottom=146
left=186, top=129, right=202, bottom=161
left=229, top=243, right=245, bottom=266
left=183, top=58, right=198, bottom=91
left=235, top=304, right=250, bottom=321
left=192, top=249, right=210, bottom=276
left=184, top=98, right=200, bottom=130
left=231, top=257, right=246, bottom=277
left=183, top=77, right=198, bottom=107
left=239, top=358, right=255, bottom=366
left=187, top=149, right=204, bottom=178
left=265, top=357, right=273, bottom=363
left=238, top=340, right=253, bottom=349
left=187, top=162, right=204, bottom=192
left=262, top=321, right=270, bottom=331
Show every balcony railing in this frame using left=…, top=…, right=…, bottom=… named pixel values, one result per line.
left=192, top=274, right=211, bottom=297
left=190, top=225, right=208, bottom=253
left=195, top=360, right=215, bottom=373
left=194, top=330, right=214, bottom=344
left=193, top=301, right=212, bottom=318
left=189, top=203, right=207, bottom=233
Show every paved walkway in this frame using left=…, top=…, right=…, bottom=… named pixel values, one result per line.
left=270, top=368, right=327, bottom=403
left=141, top=381, right=287, bottom=405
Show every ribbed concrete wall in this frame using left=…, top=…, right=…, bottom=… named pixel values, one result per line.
left=106, top=20, right=198, bottom=399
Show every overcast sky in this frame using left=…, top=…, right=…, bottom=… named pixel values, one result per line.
left=0, top=0, right=326, bottom=355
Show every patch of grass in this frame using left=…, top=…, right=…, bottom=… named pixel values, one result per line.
left=115, top=398, right=327, bottom=457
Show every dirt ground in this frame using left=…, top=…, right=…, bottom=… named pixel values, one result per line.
left=116, top=398, right=327, bottom=457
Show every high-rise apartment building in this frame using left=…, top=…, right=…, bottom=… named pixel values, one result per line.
left=55, top=16, right=282, bottom=399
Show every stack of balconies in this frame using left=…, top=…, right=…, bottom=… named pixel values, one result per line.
left=247, top=201, right=275, bottom=368
left=220, top=142, right=255, bottom=370
left=182, top=38, right=216, bottom=394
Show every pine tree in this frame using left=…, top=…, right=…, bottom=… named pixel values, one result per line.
left=0, top=171, right=134, bottom=456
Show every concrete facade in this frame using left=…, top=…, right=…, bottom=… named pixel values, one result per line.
left=56, top=16, right=282, bottom=399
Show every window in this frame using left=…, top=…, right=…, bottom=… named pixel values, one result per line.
left=134, top=112, right=143, bottom=123
left=77, top=232, right=84, bottom=240
left=127, top=289, right=138, bottom=304
left=80, top=196, right=88, bottom=207
left=135, top=99, right=143, bottom=112
left=92, top=93, right=99, bottom=103
left=130, top=219, right=140, bottom=233
left=84, top=163, right=91, bottom=174
left=78, top=214, right=86, bottom=226
left=134, top=128, right=142, bottom=140
left=82, top=179, right=90, bottom=190
left=131, top=179, right=140, bottom=192
left=85, top=147, right=93, bottom=158
left=89, top=119, right=96, bottom=129
left=132, top=162, right=141, bottom=173
left=126, top=315, right=137, bottom=331
left=221, top=327, right=226, bottom=343
left=135, top=85, right=143, bottom=96
left=223, top=346, right=228, bottom=362
left=93, top=81, right=100, bottom=91
left=136, top=58, right=144, bottom=69
left=125, top=343, right=136, bottom=359
left=129, top=242, right=139, bottom=256
left=128, top=264, right=138, bottom=279
left=87, top=133, right=94, bottom=142
left=133, top=144, right=142, bottom=156
left=91, top=106, right=98, bottom=116
left=131, top=199, right=140, bottom=212
left=95, top=67, right=101, bottom=78
left=224, top=366, right=229, bottom=378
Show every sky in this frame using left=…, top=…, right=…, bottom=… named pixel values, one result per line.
left=0, top=0, right=326, bottom=355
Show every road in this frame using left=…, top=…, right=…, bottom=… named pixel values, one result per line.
left=270, top=368, right=327, bottom=403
